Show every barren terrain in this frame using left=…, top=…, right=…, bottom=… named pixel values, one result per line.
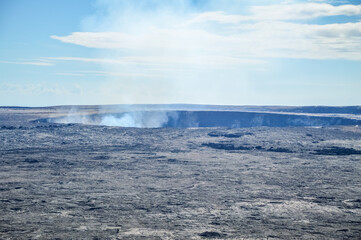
left=1, top=106, right=361, bottom=239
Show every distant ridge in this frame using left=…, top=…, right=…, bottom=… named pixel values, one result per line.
left=1, top=104, right=361, bottom=114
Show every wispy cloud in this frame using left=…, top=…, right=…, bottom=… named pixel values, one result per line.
left=249, top=3, right=361, bottom=21
left=50, top=21, right=361, bottom=60
left=0, top=60, right=54, bottom=66
left=0, top=83, right=75, bottom=95
left=56, top=73, right=85, bottom=76
left=184, top=3, right=361, bottom=25
left=44, top=55, right=264, bottom=69
left=51, top=2, right=361, bottom=61
left=44, top=56, right=167, bottom=66
left=77, top=70, right=161, bottom=78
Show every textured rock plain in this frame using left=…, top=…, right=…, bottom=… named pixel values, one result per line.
left=0, top=106, right=361, bottom=239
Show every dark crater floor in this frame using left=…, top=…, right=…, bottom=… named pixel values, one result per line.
left=1, top=106, right=361, bottom=239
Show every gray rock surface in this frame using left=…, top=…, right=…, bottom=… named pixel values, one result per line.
left=0, top=107, right=361, bottom=239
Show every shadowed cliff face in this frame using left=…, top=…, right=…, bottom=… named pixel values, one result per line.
left=45, top=111, right=361, bottom=128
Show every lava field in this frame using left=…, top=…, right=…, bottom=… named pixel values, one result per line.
left=0, top=105, right=361, bottom=239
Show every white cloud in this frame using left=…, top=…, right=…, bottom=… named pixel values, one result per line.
left=51, top=20, right=361, bottom=61
left=51, top=32, right=136, bottom=49
left=50, top=2, right=361, bottom=62
left=77, top=70, right=161, bottom=78
left=0, top=60, right=53, bottom=66
left=44, top=55, right=264, bottom=69
left=0, top=83, right=72, bottom=95
left=56, top=73, right=85, bottom=76
left=184, top=3, right=361, bottom=25
left=52, top=29, right=226, bottom=52
left=250, top=3, right=361, bottom=20
left=46, top=56, right=133, bottom=64
left=232, top=21, right=361, bottom=60
left=183, top=11, right=248, bottom=25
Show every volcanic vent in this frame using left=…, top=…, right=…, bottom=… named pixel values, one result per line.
left=39, top=107, right=361, bottom=128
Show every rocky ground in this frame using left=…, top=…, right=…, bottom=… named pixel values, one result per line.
left=0, top=107, right=361, bottom=239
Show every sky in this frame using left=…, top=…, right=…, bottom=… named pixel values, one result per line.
left=0, top=0, right=361, bottom=107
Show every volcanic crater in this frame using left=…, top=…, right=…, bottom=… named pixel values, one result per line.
left=1, top=105, right=361, bottom=239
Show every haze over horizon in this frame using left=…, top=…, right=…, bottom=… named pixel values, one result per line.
left=1, top=0, right=361, bottom=107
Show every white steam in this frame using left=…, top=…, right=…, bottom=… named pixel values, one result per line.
left=51, top=110, right=177, bottom=128
left=100, top=111, right=171, bottom=128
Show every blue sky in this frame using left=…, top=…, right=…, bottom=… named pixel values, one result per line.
left=0, top=0, right=360, bottom=106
